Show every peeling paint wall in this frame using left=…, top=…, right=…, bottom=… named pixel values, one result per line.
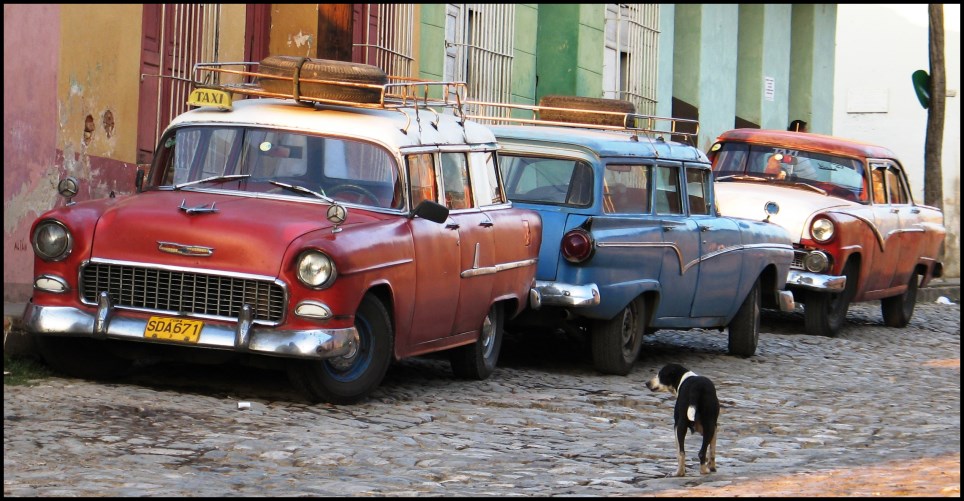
left=270, top=4, right=320, bottom=58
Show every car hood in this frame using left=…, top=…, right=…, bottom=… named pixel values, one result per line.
left=89, top=190, right=370, bottom=276
left=714, top=182, right=857, bottom=241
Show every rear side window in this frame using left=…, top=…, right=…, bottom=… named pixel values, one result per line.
left=501, top=155, right=593, bottom=207
left=602, top=164, right=650, bottom=214
left=654, top=166, right=682, bottom=214
left=440, top=152, right=473, bottom=210
left=407, top=153, right=437, bottom=208
left=471, top=151, right=506, bottom=206
left=686, top=167, right=711, bottom=215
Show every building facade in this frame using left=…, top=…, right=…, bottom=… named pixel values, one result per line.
left=7, top=3, right=953, bottom=303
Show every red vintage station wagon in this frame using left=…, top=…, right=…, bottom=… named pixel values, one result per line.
left=708, top=129, right=945, bottom=337
left=23, top=57, right=541, bottom=404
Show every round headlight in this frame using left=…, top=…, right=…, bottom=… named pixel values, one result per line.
left=810, top=217, right=835, bottom=243
left=803, top=250, right=830, bottom=273
left=296, top=250, right=336, bottom=288
left=32, top=220, right=72, bottom=261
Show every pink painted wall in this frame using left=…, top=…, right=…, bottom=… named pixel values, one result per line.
left=4, top=5, right=62, bottom=302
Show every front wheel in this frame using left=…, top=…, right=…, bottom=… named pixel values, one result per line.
left=728, top=279, right=760, bottom=357
left=881, top=272, right=920, bottom=327
left=591, top=297, right=645, bottom=375
left=449, top=303, right=504, bottom=380
left=804, top=261, right=858, bottom=337
left=287, top=294, right=393, bottom=404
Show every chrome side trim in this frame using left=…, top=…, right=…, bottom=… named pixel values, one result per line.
left=23, top=302, right=358, bottom=360
left=786, top=270, right=847, bottom=292
left=461, top=258, right=538, bottom=278
left=533, top=281, right=601, bottom=308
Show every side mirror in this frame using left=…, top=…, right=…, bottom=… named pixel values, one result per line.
left=764, top=201, right=779, bottom=222
left=135, top=169, right=145, bottom=193
left=411, top=200, right=449, bottom=224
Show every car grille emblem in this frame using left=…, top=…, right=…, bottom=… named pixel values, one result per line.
left=157, top=241, right=214, bottom=257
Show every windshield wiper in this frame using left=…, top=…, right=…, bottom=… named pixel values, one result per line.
left=788, top=182, right=828, bottom=195
left=268, top=181, right=334, bottom=203
left=174, top=174, right=250, bottom=190
left=716, top=174, right=768, bottom=182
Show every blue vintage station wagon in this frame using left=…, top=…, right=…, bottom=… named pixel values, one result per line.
left=468, top=96, right=795, bottom=375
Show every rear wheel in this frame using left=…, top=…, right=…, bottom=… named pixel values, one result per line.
left=591, top=298, right=645, bottom=375
left=449, top=303, right=504, bottom=380
left=804, top=261, right=858, bottom=337
left=35, top=336, right=133, bottom=379
left=728, top=279, right=760, bottom=357
left=881, top=272, right=920, bottom=327
left=287, top=294, right=393, bottom=404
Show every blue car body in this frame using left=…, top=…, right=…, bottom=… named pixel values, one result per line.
left=490, top=121, right=794, bottom=373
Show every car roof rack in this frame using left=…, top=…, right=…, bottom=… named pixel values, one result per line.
left=190, top=61, right=469, bottom=115
left=462, top=99, right=700, bottom=144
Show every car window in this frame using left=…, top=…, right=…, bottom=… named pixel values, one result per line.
left=471, top=151, right=505, bottom=207
left=603, top=164, right=650, bottom=214
left=154, top=126, right=404, bottom=209
left=501, top=155, right=593, bottom=207
left=686, top=167, right=711, bottom=215
left=440, top=152, right=473, bottom=210
left=885, top=166, right=908, bottom=205
left=407, top=153, right=438, bottom=207
left=654, top=166, right=682, bottom=214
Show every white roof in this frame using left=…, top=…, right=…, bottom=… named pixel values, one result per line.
left=167, top=98, right=496, bottom=151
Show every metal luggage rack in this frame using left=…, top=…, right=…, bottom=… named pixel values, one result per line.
left=462, top=99, right=700, bottom=142
left=191, top=61, right=469, bottom=114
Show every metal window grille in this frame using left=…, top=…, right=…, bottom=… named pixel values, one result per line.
left=604, top=4, right=659, bottom=115
left=446, top=4, right=515, bottom=118
left=354, top=4, right=416, bottom=77
left=154, top=4, right=222, bottom=144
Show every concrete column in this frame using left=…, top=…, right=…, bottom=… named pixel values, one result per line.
left=788, top=4, right=837, bottom=134
left=736, top=4, right=792, bottom=130
left=673, top=4, right=739, bottom=150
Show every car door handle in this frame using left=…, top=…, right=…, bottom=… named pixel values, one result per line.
left=479, top=221, right=494, bottom=227
left=700, top=225, right=710, bottom=232
left=662, top=224, right=680, bottom=231
left=890, top=208, right=900, bottom=214
left=446, top=223, right=460, bottom=230
left=910, top=208, right=920, bottom=214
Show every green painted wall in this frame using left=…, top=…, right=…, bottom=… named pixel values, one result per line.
left=656, top=5, right=676, bottom=120
left=511, top=4, right=539, bottom=105
left=535, top=4, right=604, bottom=102
left=418, top=4, right=446, bottom=82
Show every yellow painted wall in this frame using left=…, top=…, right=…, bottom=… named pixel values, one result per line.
left=58, top=4, right=143, bottom=165
left=270, top=4, right=320, bottom=58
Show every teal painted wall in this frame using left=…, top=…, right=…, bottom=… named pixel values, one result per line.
left=789, top=4, right=837, bottom=134
left=511, top=4, right=539, bottom=105
left=736, top=4, right=792, bottom=130
left=418, top=4, right=445, bottom=82
left=656, top=5, right=675, bottom=120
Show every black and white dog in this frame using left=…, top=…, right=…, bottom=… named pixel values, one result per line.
left=646, top=363, right=720, bottom=477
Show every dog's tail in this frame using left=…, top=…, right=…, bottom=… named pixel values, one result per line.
left=687, top=405, right=697, bottom=422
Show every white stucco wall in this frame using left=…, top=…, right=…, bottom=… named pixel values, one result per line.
left=833, top=4, right=961, bottom=277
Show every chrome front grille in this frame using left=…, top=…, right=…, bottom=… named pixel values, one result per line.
left=80, top=262, right=286, bottom=323
left=791, top=251, right=806, bottom=270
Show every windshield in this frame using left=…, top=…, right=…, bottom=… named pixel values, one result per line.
left=150, top=126, right=405, bottom=210
left=710, top=142, right=869, bottom=203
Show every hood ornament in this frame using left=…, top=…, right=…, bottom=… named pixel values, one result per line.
left=158, top=241, right=214, bottom=257
left=179, top=199, right=219, bottom=214
left=327, top=203, right=348, bottom=233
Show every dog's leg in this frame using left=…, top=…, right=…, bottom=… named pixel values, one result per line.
left=675, top=423, right=687, bottom=477
left=699, top=420, right=718, bottom=474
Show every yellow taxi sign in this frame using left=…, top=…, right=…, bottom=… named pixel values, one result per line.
left=188, top=88, right=233, bottom=111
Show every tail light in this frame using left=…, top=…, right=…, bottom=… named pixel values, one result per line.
left=561, top=228, right=594, bottom=263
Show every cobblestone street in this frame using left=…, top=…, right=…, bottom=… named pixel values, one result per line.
left=4, top=302, right=960, bottom=497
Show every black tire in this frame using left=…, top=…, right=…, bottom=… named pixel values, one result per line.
left=591, top=297, right=645, bottom=375
left=35, top=336, right=133, bottom=380
left=538, top=95, right=636, bottom=127
left=804, top=261, right=858, bottom=337
left=449, top=303, right=504, bottom=380
left=728, top=279, right=761, bottom=357
left=287, top=294, right=393, bottom=404
left=881, top=272, right=920, bottom=327
left=258, top=55, right=388, bottom=104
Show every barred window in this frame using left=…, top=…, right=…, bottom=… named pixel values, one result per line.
left=445, top=4, right=515, bottom=118
left=603, top=4, right=660, bottom=115
left=353, top=4, right=416, bottom=77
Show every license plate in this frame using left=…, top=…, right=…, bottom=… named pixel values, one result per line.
left=144, top=316, right=204, bottom=344
left=187, top=88, right=233, bottom=110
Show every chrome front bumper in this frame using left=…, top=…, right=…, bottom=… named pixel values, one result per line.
left=787, top=270, right=847, bottom=292
left=23, top=297, right=358, bottom=360
left=530, top=280, right=600, bottom=309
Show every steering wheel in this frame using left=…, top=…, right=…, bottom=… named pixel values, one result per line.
left=328, top=184, right=381, bottom=206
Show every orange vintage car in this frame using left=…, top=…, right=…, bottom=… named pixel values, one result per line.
left=707, top=129, right=945, bottom=337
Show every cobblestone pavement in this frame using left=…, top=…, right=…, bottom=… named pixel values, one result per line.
left=4, top=302, right=960, bottom=497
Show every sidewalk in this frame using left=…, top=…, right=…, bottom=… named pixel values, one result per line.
left=4, top=278, right=959, bottom=357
